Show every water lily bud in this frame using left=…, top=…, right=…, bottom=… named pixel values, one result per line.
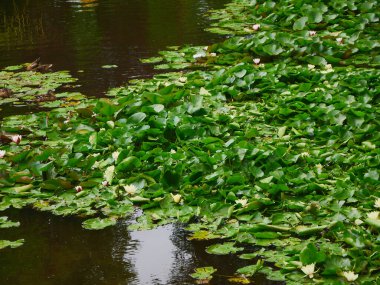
left=102, top=181, right=109, bottom=186
left=301, top=263, right=315, bottom=279
left=309, top=31, right=317, bottom=36
left=252, top=24, right=260, bottom=31
left=336, top=37, right=343, bottom=44
left=375, top=198, right=380, bottom=208
left=171, top=193, right=182, bottom=203
left=124, top=184, right=137, bottom=195
left=367, top=211, right=379, bottom=220
left=11, top=135, right=22, bottom=144
left=253, top=58, right=260, bottom=65
left=75, top=186, right=83, bottom=193
left=342, top=271, right=358, bottom=282
left=0, top=150, right=5, bottom=158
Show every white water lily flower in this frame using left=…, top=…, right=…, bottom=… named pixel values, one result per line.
left=75, top=186, right=83, bottom=193
left=193, top=53, right=205, bottom=59
left=64, top=119, right=70, bottom=124
left=124, top=184, right=137, bottom=195
left=253, top=58, right=261, bottom=65
left=102, top=181, right=109, bottom=186
left=336, top=37, right=343, bottom=44
left=252, top=24, right=260, bottom=31
left=374, top=198, right=380, bottom=208
left=354, top=219, right=363, bottom=225
left=309, top=30, right=317, bottom=36
left=235, top=199, right=248, bottom=207
left=11, top=135, right=22, bottom=144
left=112, top=151, right=120, bottom=161
left=0, top=150, right=5, bottom=158
left=300, top=152, right=310, bottom=158
left=170, top=149, right=177, bottom=154
left=171, top=193, right=182, bottom=203
left=301, top=263, right=316, bottom=278
left=367, top=211, right=379, bottom=220
left=203, top=46, right=208, bottom=51
left=209, top=52, right=217, bottom=57
left=342, top=271, right=358, bottom=282
left=308, top=64, right=315, bottom=70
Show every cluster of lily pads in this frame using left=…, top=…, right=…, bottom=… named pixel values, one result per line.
left=0, top=64, right=84, bottom=111
left=1, top=0, right=379, bottom=284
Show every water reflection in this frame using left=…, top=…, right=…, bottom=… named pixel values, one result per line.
left=0, top=209, right=284, bottom=285
left=0, top=0, right=228, bottom=118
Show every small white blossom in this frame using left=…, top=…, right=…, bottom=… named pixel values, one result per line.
left=252, top=24, right=260, bottom=31
left=75, top=186, right=83, bottom=193
left=102, top=181, right=109, bottom=186
left=171, top=193, right=182, bottom=203
left=309, top=31, right=317, bottom=36
left=374, top=198, right=380, bottom=208
left=112, top=151, right=120, bottom=161
left=0, top=150, right=5, bottom=158
left=235, top=199, right=248, bottom=207
left=253, top=58, right=261, bottom=65
left=11, top=135, right=22, bottom=144
left=342, top=271, right=358, bottom=282
left=300, top=152, right=310, bottom=158
left=367, top=211, right=379, bottom=220
left=124, top=184, right=137, bottom=195
left=301, top=263, right=315, bottom=278
left=336, top=37, right=343, bottom=44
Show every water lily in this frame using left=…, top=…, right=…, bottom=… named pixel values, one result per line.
left=171, top=193, right=182, bottom=203
left=102, top=181, right=109, bottom=186
left=252, top=24, right=260, bottom=31
left=367, top=211, right=379, bottom=220
left=203, top=46, right=208, bottom=51
left=75, top=186, right=83, bottom=193
left=301, top=263, right=316, bottom=278
left=300, top=152, right=310, bottom=158
left=170, top=149, right=177, bottom=154
left=374, top=198, right=380, bottom=208
left=309, top=30, right=317, bottom=36
left=354, top=219, right=363, bottom=225
left=193, top=53, right=205, bottom=59
left=342, top=271, right=358, bottom=282
left=308, top=64, right=315, bottom=70
left=209, top=52, right=217, bottom=57
left=112, top=151, right=120, bottom=161
left=336, top=37, right=343, bottom=44
left=63, top=119, right=70, bottom=124
left=235, top=199, right=248, bottom=207
left=253, top=58, right=260, bottom=65
left=123, top=184, right=137, bottom=195
left=0, top=150, right=5, bottom=158
left=11, top=135, right=22, bottom=144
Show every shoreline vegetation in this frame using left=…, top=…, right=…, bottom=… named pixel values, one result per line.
left=1, top=0, right=379, bottom=283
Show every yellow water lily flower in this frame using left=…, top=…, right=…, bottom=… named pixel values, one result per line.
left=171, top=193, right=182, bottom=203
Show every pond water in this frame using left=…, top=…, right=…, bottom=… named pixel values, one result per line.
left=0, top=0, right=226, bottom=117
left=0, top=209, right=282, bottom=285
left=0, top=1, right=284, bottom=284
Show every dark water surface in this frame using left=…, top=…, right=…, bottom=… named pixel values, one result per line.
left=0, top=0, right=227, bottom=117
left=0, top=209, right=282, bottom=285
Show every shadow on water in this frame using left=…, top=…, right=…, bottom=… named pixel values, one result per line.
left=0, top=0, right=228, bottom=119
left=0, top=209, right=284, bottom=285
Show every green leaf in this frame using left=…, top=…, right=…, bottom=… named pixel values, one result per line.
left=293, top=17, right=308, bottom=30
left=206, top=242, right=244, bottom=255
left=82, top=217, right=117, bottom=230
